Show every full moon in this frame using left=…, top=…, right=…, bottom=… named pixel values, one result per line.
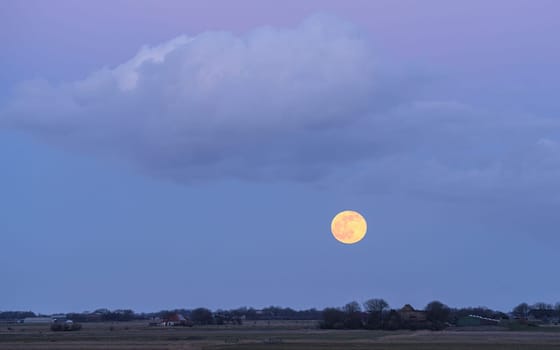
left=331, top=210, right=367, bottom=244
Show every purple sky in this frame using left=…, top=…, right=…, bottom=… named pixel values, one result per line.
left=1, top=1, right=560, bottom=314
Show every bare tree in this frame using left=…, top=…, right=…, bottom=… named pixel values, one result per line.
left=363, top=298, right=389, bottom=329
left=343, top=302, right=363, bottom=329
left=512, top=303, right=530, bottom=319
left=425, top=301, right=450, bottom=329
left=363, top=299, right=389, bottom=313
left=343, top=301, right=361, bottom=314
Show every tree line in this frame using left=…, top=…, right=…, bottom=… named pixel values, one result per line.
left=2, top=300, right=559, bottom=329
left=320, top=299, right=560, bottom=330
left=322, top=299, right=452, bottom=330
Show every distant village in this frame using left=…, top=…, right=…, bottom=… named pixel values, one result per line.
left=1, top=300, right=559, bottom=331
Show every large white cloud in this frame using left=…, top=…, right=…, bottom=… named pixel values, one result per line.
left=1, top=14, right=560, bottom=201
left=1, top=15, right=402, bottom=181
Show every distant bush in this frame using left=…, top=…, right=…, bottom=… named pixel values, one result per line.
left=320, top=308, right=345, bottom=329
left=384, top=310, right=402, bottom=330
left=429, top=321, right=446, bottom=331
left=191, top=308, right=214, bottom=325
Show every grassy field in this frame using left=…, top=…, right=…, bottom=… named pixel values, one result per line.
left=1, top=321, right=560, bottom=350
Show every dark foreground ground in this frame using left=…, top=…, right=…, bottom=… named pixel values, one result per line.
left=2, top=321, right=560, bottom=350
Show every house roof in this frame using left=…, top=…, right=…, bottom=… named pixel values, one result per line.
left=401, top=304, right=416, bottom=312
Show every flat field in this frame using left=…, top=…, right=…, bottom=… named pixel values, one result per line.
left=1, top=321, right=560, bottom=350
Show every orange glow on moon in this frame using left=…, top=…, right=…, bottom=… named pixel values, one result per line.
left=331, top=210, right=367, bottom=244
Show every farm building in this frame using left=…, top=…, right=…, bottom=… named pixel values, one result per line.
left=457, top=315, right=500, bottom=327
left=23, top=317, right=53, bottom=324
left=151, top=313, right=193, bottom=327
left=399, top=304, right=427, bottom=322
